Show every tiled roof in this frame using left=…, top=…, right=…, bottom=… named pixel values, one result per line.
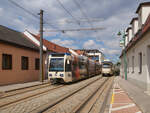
left=31, top=34, right=69, bottom=53
left=0, top=25, right=39, bottom=50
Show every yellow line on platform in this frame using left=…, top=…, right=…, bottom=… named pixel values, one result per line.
left=111, top=93, right=114, bottom=104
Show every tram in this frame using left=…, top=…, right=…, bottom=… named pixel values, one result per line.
left=101, top=61, right=113, bottom=76
left=48, top=53, right=101, bottom=83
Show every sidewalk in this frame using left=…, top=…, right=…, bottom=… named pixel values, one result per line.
left=0, top=80, right=49, bottom=92
left=109, top=77, right=142, bottom=113
left=118, top=77, right=150, bottom=113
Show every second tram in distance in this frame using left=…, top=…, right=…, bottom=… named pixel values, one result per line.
left=101, top=61, right=113, bottom=76
left=48, top=53, right=101, bottom=83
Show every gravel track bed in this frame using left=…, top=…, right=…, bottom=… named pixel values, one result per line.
left=0, top=76, right=101, bottom=113
left=89, top=77, right=113, bottom=113
left=44, top=77, right=107, bottom=113
left=0, top=83, right=51, bottom=99
left=0, top=85, right=62, bottom=108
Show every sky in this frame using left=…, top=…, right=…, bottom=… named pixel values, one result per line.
left=0, top=0, right=149, bottom=63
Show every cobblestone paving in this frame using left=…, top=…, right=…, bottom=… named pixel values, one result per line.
left=89, top=77, right=113, bottom=113
left=109, top=78, right=142, bottom=113
left=44, top=77, right=107, bottom=113
left=0, top=76, right=101, bottom=113
left=0, top=85, right=58, bottom=107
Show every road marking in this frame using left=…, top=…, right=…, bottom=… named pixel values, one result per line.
left=136, top=111, right=142, bottom=113
left=114, top=91, right=124, bottom=94
left=109, top=80, right=115, bottom=113
left=111, top=103, right=135, bottom=111
left=113, top=102, right=133, bottom=104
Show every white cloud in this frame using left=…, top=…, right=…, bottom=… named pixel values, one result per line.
left=0, top=7, right=3, bottom=16
left=101, top=47, right=121, bottom=55
left=83, top=40, right=121, bottom=56
left=0, top=0, right=143, bottom=61
left=83, top=40, right=99, bottom=49
left=51, top=39, right=78, bottom=49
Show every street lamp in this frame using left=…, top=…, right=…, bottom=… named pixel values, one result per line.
left=117, top=31, right=127, bottom=80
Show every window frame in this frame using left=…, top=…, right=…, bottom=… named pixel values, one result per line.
left=35, top=58, right=39, bottom=70
left=138, top=52, right=142, bottom=74
left=2, top=54, right=12, bottom=70
left=21, top=56, right=29, bottom=70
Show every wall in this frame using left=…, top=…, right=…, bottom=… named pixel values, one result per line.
left=87, top=52, right=104, bottom=64
left=142, top=6, right=150, bottom=25
left=0, top=42, right=46, bottom=85
left=132, top=20, right=138, bottom=36
left=120, top=30, right=150, bottom=91
left=129, top=29, right=132, bottom=41
left=134, top=20, right=139, bottom=34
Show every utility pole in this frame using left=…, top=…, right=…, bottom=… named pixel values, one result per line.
left=39, top=9, right=44, bottom=82
left=118, top=31, right=127, bottom=80
left=123, top=32, right=127, bottom=80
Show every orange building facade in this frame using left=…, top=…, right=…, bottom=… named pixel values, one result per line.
left=0, top=42, right=46, bottom=85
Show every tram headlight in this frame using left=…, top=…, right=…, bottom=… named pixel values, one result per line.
left=49, top=74, right=52, bottom=76
left=60, top=74, right=64, bottom=77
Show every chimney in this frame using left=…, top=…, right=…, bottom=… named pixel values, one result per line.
left=126, top=27, right=132, bottom=42
left=125, top=34, right=128, bottom=46
left=130, top=17, right=138, bottom=37
left=136, top=2, right=150, bottom=29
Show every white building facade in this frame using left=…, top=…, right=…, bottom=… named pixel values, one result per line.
left=87, top=52, right=105, bottom=64
left=120, top=2, right=150, bottom=92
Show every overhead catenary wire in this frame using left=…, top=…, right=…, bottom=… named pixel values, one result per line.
left=72, top=0, right=93, bottom=28
left=44, top=27, right=105, bottom=32
left=7, top=0, right=105, bottom=38
left=56, top=0, right=81, bottom=25
left=7, top=0, right=59, bottom=30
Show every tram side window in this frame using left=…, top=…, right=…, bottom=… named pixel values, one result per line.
left=79, top=62, right=86, bottom=69
left=65, top=60, right=71, bottom=71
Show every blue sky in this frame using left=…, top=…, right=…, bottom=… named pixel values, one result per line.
left=0, top=0, right=149, bottom=63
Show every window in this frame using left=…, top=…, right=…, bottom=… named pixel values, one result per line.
left=79, top=61, right=86, bottom=69
left=132, top=56, right=134, bottom=73
left=65, top=60, right=72, bottom=72
left=138, top=52, right=142, bottom=73
left=2, top=54, right=12, bottom=70
left=49, top=58, right=64, bottom=71
left=21, top=56, right=28, bottom=70
left=35, top=58, right=39, bottom=70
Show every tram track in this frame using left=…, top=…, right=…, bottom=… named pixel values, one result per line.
left=0, top=84, right=64, bottom=108
left=0, top=76, right=102, bottom=113
left=31, top=76, right=104, bottom=113
left=0, top=82, right=51, bottom=99
left=41, top=76, right=113, bottom=113
left=74, top=76, right=114, bottom=113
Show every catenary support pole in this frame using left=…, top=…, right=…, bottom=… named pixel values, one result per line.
left=123, top=31, right=127, bottom=80
left=39, top=9, right=44, bottom=82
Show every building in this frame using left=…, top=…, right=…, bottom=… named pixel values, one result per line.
left=76, top=49, right=105, bottom=64
left=0, top=25, right=70, bottom=85
left=0, top=25, right=45, bottom=85
left=120, top=2, right=150, bottom=92
left=24, top=30, right=69, bottom=79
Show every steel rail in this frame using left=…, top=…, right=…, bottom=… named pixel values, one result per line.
left=74, top=77, right=113, bottom=113
left=30, top=76, right=103, bottom=113
left=0, top=85, right=64, bottom=108
left=71, top=77, right=110, bottom=113
left=0, top=83, right=51, bottom=99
